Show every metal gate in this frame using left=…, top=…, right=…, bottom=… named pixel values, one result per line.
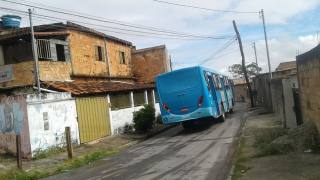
left=76, top=97, right=111, bottom=143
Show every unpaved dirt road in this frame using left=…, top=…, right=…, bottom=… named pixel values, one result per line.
left=45, top=103, right=246, bottom=180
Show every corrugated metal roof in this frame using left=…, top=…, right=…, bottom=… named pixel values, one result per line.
left=42, top=81, right=155, bottom=96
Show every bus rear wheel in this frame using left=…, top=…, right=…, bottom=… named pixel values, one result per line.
left=219, top=107, right=226, bottom=122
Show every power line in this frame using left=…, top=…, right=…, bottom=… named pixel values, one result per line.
left=0, top=7, right=230, bottom=41
left=153, top=0, right=259, bottom=14
left=199, top=38, right=237, bottom=65
left=0, top=0, right=231, bottom=39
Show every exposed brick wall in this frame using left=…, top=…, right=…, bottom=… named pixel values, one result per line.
left=107, top=41, right=132, bottom=77
left=0, top=30, right=134, bottom=89
left=297, top=46, right=320, bottom=131
left=131, top=45, right=170, bottom=83
left=68, top=30, right=109, bottom=77
left=0, top=61, right=34, bottom=88
left=39, top=61, right=72, bottom=81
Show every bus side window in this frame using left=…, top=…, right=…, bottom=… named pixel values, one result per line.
left=216, top=75, right=222, bottom=89
left=203, top=71, right=211, bottom=90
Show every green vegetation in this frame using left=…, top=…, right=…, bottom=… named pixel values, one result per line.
left=253, top=122, right=320, bottom=157
left=231, top=138, right=251, bottom=180
left=0, top=149, right=118, bottom=180
left=133, top=104, right=155, bottom=132
left=33, top=146, right=65, bottom=160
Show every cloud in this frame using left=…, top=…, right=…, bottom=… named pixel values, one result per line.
left=1, top=0, right=319, bottom=75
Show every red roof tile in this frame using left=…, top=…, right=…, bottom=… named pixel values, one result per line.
left=42, top=81, right=155, bottom=96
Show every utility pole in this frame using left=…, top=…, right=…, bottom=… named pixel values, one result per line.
left=233, top=20, right=254, bottom=108
left=253, top=42, right=259, bottom=74
left=260, top=9, right=272, bottom=78
left=28, top=9, right=41, bottom=94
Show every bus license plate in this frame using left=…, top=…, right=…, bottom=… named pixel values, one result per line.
left=181, top=108, right=189, bottom=112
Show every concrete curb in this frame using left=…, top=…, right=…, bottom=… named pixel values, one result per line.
left=227, top=108, right=264, bottom=180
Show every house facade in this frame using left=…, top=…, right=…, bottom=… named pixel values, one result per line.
left=0, top=21, right=134, bottom=92
left=0, top=21, right=171, bottom=157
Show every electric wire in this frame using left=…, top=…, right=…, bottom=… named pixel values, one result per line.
left=0, top=0, right=233, bottom=39
left=153, top=0, right=259, bottom=14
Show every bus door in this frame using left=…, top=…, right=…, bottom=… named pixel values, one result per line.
left=207, top=73, right=219, bottom=113
left=221, top=76, right=230, bottom=111
left=213, top=74, right=224, bottom=114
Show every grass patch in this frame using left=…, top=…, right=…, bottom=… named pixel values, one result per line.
left=55, top=149, right=118, bottom=173
left=0, top=149, right=118, bottom=180
left=232, top=137, right=251, bottom=180
left=253, top=122, right=320, bottom=157
left=0, top=168, right=49, bottom=180
left=253, top=127, right=289, bottom=156
left=33, top=146, right=65, bottom=160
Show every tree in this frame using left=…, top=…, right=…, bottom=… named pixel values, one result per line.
left=228, top=62, right=262, bottom=78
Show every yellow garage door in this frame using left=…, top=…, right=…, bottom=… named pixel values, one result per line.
left=76, top=97, right=111, bottom=143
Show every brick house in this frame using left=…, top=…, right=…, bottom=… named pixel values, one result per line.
left=0, top=21, right=172, bottom=153
left=132, top=45, right=171, bottom=83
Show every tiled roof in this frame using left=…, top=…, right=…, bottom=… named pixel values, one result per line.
left=42, top=81, right=155, bottom=96
left=275, top=61, right=296, bottom=71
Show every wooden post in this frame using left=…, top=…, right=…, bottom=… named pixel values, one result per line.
left=65, top=127, right=73, bottom=159
left=16, top=134, right=22, bottom=169
left=233, top=20, right=254, bottom=108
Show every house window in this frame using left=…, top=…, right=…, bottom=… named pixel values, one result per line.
left=119, top=51, right=126, bottom=64
left=110, top=92, right=131, bottom=110
left=43, top=112, right=49, bottom=131
left=133, top=90, right=145, bottom=107
left=37, top=39, right=52, bottom=60
left=95, top=46, right=105, bottom=61
left=37, top=39, right=69, bottom=62
left=56, top=44, right=66, bottom=61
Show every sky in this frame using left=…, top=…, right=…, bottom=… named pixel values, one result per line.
left=1, top=0, right=319, bottom=75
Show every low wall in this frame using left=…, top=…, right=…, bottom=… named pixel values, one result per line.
left=0, top=95, right=31, bottom=158
left=110, top=103, right=160, bottom=135
left=26, top=93, right=79, bottom=156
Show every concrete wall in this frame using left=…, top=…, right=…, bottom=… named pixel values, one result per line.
left=132, top=45, right=170, bottom=83
left=297, top=44, right=320, bottom=131
left=270, top=79, right=285, bottom=124
left=0, top=95, right=31, bottom=158
left=233, top=84, right=248, bottom=102
left=110, top=106, right=143, bottom=135
left=282, top=78, right=298, bottom=128
left=253, top=73, right=273, bottom=112
left=26, top=93, right=79, bottom=156
left=110, top=103, right=161, bottom=135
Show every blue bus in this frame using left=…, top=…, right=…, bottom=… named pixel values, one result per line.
left=156, top=66, right=234, bottom=128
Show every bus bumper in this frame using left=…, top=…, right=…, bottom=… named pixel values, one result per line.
left=161, top=107, right=215, bottom=124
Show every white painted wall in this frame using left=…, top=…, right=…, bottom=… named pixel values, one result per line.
left=26, top=93, right=79, bottom=155
left=110, top=106, right=143, bottom=135
left=110, top=103, right=160, bottom=135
